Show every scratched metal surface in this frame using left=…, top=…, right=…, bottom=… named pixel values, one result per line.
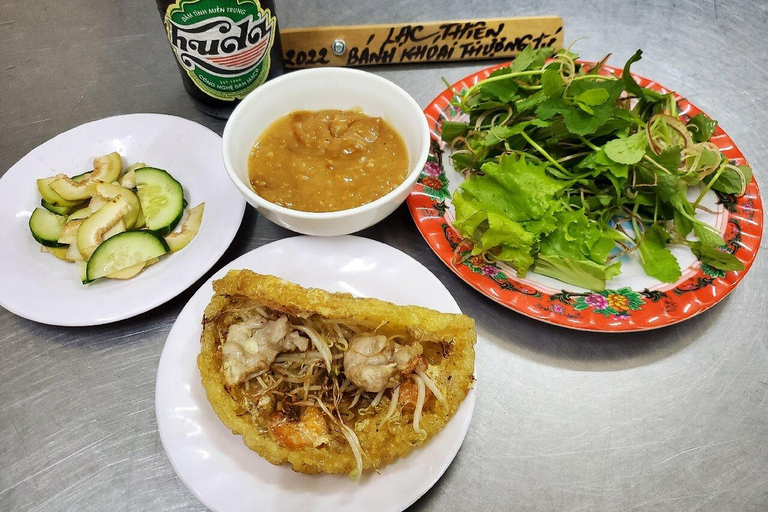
left=1, top=0, right=767, bottom=510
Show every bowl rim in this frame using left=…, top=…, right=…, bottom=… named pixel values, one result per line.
left=222, top=67, right=431, bottom=220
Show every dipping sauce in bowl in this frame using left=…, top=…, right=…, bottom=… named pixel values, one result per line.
left=247, top=109, right=409, bottom=213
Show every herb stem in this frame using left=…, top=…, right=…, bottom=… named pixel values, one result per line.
left=463, top=69, right=546, bottom=108
left=642, top=154, right=672, bottom=174
left=520, top=132, right=570, bottom=174
left=577, top=135, right=601, bottom=152
left=570, top=74, right=618, bottom=82
left=693, top=157, right=727, bottom=208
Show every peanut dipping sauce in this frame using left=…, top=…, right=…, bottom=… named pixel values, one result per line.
left=247, top=109, right=409, bottom=213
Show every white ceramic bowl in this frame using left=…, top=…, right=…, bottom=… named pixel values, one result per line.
left=222, top=67, right=430, bottom=236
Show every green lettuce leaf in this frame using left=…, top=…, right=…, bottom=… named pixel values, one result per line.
left=451, top=192, right=537, bottom=275
left=479, top=154, right=565, bottom=221
left=534, top=255, right=622, bottom=291
left=534, top=209, right=621, bottom=289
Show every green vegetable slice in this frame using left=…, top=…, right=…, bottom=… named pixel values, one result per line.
left=135, top=167, right=184, bottom=236
left=86, top=231, right=169, bottom=281
left=29, top=208, right=66, bottom=248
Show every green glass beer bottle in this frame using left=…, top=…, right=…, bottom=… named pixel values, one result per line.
left=155, top=0, right=285, bottom=118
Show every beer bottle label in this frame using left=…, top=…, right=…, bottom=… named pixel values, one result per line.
left=163, top=0, right=276, bottom=101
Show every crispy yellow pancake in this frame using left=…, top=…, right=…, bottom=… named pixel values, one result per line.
left=198, top=270, right=476, bottom=475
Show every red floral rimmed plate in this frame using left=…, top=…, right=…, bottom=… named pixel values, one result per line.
left=407, top=62, right=763, bottom=332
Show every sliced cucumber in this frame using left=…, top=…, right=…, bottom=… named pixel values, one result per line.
left=103, top=219, right=126, bottom=241
left=90, top=152, right=122, bottom=183
left=72, top=172, right=92, bottom=183
left=49, top=174, right=94, bottom=201
left=119, top=162, right=146, bottom=189
left=76, top=196, right=130, bottom=259
left=89, top=193, right=109, bottom=213
left=67, top=206, right=92, bottom=222
left=134, top=207, right=146, bottom=229
left=166, top=203, right=204, bottom=252
left=107, top=261, right=146, bottom=279
left=119, top=170, right=136, bottom=189
left=58, top=219, right=84, bottom=245
left=86, top=231, right=169, bottom=280
left=66, top=242, right=85, bottom=261
left=37, top=177, right=81, bottom=207
left=124, top=162, right=146, bottom=173
left=29, top=208, right=67, bottom=247
left=135, top=168, right=184, bottom=236
left=41, top=245, right=70, bottom=261
left=41, top=199, right=75, bottom=216
left=95, top=182, right=140, bottom=229
left=77, top=261, right=91, bottom=284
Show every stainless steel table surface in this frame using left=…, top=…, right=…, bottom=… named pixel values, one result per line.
left=1, top=0, right=766, bottom=511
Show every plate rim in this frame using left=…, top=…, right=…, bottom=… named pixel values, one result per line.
left=407, top=62, right=764, bottom=332
left=155, top=235, right=477, bottom=512
left=0, top=112, right=246, bottom=326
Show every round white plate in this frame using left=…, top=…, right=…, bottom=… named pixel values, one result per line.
left=155, top=235, right=477, bottom=512
left=0, top=114, right=245, bottom=326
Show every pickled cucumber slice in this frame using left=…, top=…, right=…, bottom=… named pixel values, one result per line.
left=86, top=231, right=169, bottom=281
left=29, top=208, right=66, bottom=247
left=135, top=167, right=184, bottom=236
left=165, top=203, right=204, bottom=252
left=76, top=196, right=130, bottom=259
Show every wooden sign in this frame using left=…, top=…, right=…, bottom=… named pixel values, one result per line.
left=280, top=16, right=563, bottom=68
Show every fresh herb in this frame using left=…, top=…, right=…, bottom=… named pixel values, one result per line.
left=444, top=45, right=750, bottom=290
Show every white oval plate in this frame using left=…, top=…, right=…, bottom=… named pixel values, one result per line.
left=155, top=235, right=477, bottom=512
left=0, top=114, right=245, bottom=326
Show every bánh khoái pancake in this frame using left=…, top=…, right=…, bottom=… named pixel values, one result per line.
left=198, top=270, right=476, bottom=478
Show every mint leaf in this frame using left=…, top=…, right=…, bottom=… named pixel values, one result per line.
left=622, top=50, right=664, bottom=103
left=516, top=90, right=548, bottom=113
left=673, top=208, right=693, bottom=237
left=508, top=45, right=554, bottom=73
left=693, top=222, right=726, bottom=247
left=440, top=121, right=469, bottom=143
left=708, top=164, right=752, bottom=195
left=575, top=88, right=610, bottom=106
left=483, top=119, right=551, bottom=145
left=622, top=50, right=646, bottom=100
left=604, top=131, right=648, bottom=164
left=689, top=222, right=744, bottom=272
left=638, top=225, right=682, bottom=282
left=478, top=76, right=520, bottom=103
left=688, top=113, right=718, bottom=143
left=690, top=242, right=744, bottom=271
left=538, top=79, right=625, bottom=136
left=542, top=67, right=564, bottom=98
